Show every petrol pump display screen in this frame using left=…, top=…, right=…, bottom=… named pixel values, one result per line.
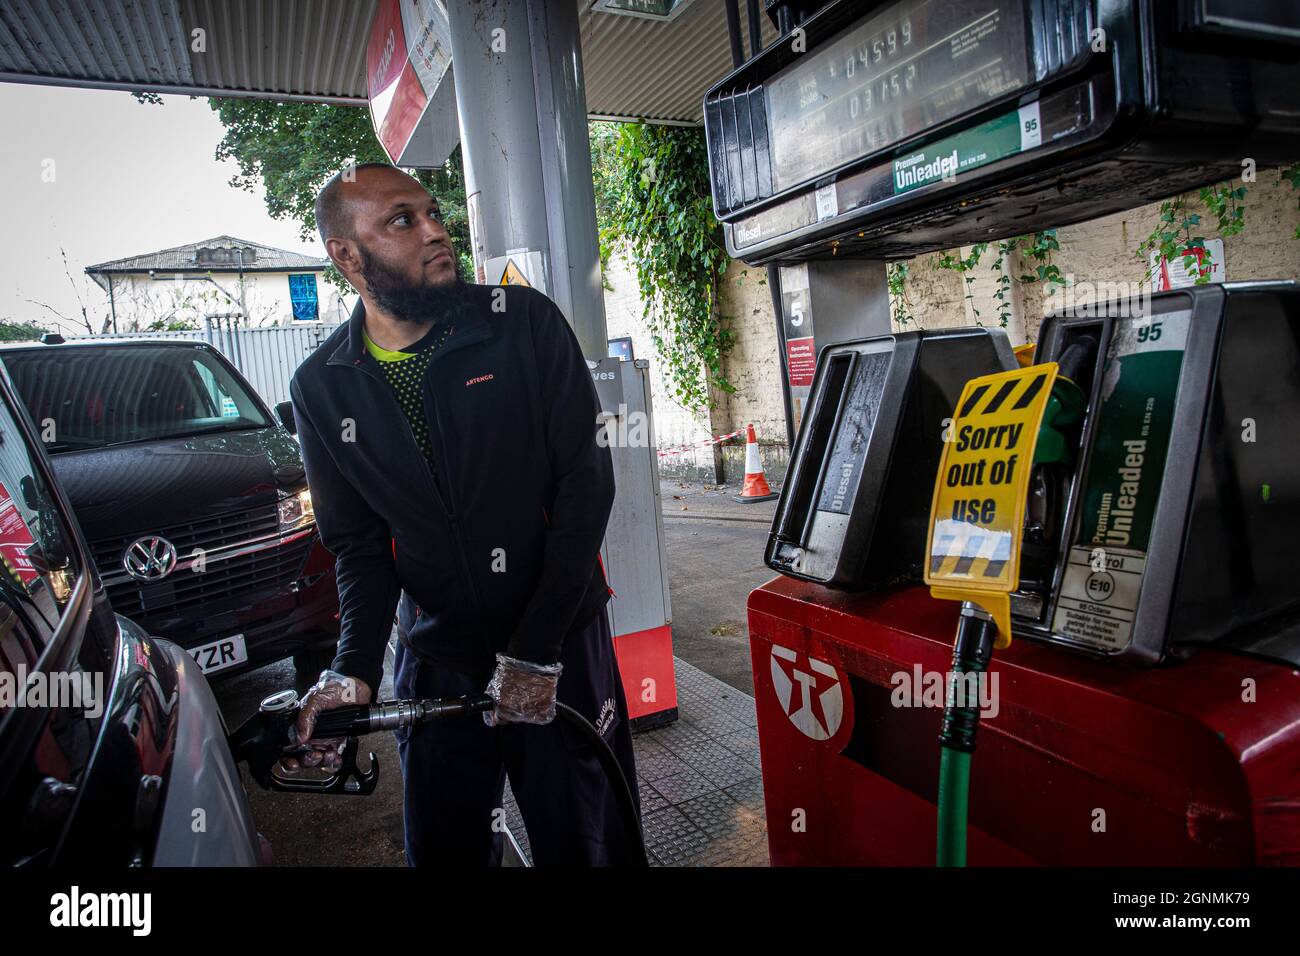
left=765, top=0, right=1031, bottom=193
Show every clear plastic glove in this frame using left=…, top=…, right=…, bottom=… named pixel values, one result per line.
left=483, top=653, right=562, bottom=726
left=281, top=669, right=372, bottom=773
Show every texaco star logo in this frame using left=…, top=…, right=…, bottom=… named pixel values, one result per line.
left=770, top=645, right=844, bottom=740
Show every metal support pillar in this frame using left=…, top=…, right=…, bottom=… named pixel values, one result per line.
left=772, top=259, right=891, bottom=443
left=445, top=0, right=607, bottom=360
left=444, top=0, right=677, bottom=727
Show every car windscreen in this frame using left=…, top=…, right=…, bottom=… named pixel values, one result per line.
left=1, top=345, right=271, bottom=452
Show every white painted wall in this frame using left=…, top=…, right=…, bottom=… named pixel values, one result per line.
left=100, top=270, right=350, bottom=330
left=601, top=248, right=716, bottom=464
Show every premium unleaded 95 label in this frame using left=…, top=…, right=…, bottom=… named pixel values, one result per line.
left=1051, top=312, right=1190, bottom=651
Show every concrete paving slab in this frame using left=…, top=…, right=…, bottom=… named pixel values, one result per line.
left=504, top=658, right=769, bottom=867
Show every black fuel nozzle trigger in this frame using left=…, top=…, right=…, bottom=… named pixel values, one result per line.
left=227, top=691, right=498, bottom=795
left=226, top=689, right=378, bottom=795
left=267, top=737, right=379, bottom=796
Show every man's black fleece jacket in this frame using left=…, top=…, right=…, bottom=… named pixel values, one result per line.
left=289, top=283, right=615, bottom=693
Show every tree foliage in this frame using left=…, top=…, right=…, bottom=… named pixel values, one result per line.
left=210, top=104, right=733, bottom=411
left=209, top=99, right=472, bottom=286
left=0, top=320, right=53, bottom=342
left=596, top=122, right=734, bottom=411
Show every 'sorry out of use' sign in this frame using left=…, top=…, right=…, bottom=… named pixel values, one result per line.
left=924, top=363, right=1059, bottom=639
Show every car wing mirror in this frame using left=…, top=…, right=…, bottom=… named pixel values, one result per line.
left=275, top=401, right=297, bottom=436
left=25, top=540, right=70, bottom=574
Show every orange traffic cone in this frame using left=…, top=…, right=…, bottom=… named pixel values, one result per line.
left=733, top=424, right=779, bottom=503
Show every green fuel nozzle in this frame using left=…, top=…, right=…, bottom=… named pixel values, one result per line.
left=1033, top=337, right=1095, bottom=466
left=1022, top=336, right=1097, bottom=587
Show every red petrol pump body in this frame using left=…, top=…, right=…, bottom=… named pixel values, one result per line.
left=749, top=579, right=1300, bottom=866
left=710, top=0, right=1300, bottom=867
left=745, top=282, right=1300, bottom=867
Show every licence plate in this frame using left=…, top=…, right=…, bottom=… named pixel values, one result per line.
left=188, top=634, right=248, bottom=675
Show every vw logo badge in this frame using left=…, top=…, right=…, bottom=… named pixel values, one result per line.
left=123, top=535, right=178, bottom=582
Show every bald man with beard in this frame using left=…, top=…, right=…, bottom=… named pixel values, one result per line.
left=287, top=163, right=639, bottom=866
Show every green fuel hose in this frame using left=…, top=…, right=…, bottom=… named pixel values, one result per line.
left=937, top=747, right=972, bottom=866
left=936, top=603, right=997, bottom=867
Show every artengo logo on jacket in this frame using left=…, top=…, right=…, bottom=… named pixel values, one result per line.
left=465, top=373, right=494, bottom=387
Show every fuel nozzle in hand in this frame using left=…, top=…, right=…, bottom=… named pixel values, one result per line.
left=227, top=689, right=494, bottom=795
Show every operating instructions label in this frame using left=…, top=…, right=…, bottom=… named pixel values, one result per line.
left=1054, top=547, right=1147, bottom=651
left=1052, top=311, right=1189, bottom=651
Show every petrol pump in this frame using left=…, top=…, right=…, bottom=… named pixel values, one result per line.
left=707, top=0, right=1300, bottom=865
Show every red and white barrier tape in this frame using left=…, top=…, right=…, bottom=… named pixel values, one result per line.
left=656, top=429, right=742, bottom=459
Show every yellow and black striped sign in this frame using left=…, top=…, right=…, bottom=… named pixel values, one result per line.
left=925, top=363, right=1059, bottom=636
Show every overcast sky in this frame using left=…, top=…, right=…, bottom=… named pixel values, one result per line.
left=0, top=84, right=321, bottom=334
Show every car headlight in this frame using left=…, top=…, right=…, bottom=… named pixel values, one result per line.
left=278, top=489, right=314, bottom=533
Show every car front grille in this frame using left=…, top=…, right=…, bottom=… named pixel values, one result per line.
left=91, top=504, right=313, bottom=627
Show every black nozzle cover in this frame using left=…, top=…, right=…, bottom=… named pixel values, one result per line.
left=1056, top=335, right=1098, bottom=384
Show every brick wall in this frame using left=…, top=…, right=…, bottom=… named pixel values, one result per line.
left=601, top=249, right=789, bottom=483
left=602, top=172, right=1300, bottom=486
left=897, top=174, right=1300, bottom=345
left=715, top=262, right=786, bottom=446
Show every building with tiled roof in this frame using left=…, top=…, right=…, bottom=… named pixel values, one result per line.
left=85, top=236, right=349, bottom=329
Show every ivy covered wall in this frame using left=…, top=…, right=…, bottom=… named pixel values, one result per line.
left=595, top=120, right=1298, bottom=485
left=703, top=171, right=1300, bottom=473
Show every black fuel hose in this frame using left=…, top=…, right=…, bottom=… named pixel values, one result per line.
left=555, top=701, right=649, bottom=867
left=310, top=695, right=648, bottom=866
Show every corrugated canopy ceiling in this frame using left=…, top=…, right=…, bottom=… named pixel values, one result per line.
left=0, top=0, right=780, bottom=123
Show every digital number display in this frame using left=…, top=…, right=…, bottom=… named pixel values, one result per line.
left=765, top=0, right=1030, bottom=191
